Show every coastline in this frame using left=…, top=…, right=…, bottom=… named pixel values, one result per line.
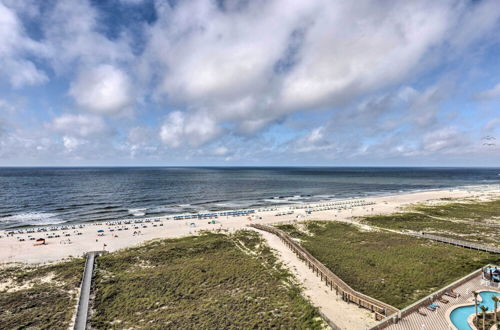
left=1, top=180, right=498, bottom=231
left=1, top=186, right=499, bottom=265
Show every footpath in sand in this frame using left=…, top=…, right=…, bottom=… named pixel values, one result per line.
left=255, top=228, right=376, bottom=330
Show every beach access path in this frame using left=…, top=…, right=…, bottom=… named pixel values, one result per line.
left=254, top=228, right=377, bottom=329
left=74, top=251, right=98, bottom=330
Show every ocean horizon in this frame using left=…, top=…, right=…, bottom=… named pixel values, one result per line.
left=1, top=166, right=499, bottom=230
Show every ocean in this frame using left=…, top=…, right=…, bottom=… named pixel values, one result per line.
left=0, top=167, right=498, bottom=229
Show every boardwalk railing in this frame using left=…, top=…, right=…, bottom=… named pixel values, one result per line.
left=367, top=266, right=491, bottom=330
left=414, top=233, right=500, bottom=254
left=250, top=224, right=399, bottom=321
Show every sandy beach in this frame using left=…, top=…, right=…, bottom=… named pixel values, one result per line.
left=1, top=186, right=498, bottom=265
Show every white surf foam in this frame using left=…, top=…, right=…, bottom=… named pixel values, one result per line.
left=148, top=206, right=184, bottom=214
left=128, top=208, right=147, bottom=216
left=3, top=212, right=65, bottom=225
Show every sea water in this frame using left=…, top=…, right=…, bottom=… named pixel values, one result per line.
left=0, top=167, right=498, bottom=229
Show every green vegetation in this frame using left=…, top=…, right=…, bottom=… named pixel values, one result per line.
left=90, top=230, right=323, bottom=329
left=413, top=199, right=500, bottom=222
left=276, top=221, right=499, bottom=308
left=0, top=258, right=84, bottom=329
left=360, top=199, right=500, bottom=246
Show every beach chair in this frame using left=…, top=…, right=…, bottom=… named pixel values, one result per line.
left=438, top=297, right=449, bottom=304
left=444, top=291, right=457, bottom=298
left=425, top=305, right=436, bottom=312
left=417, top=309, right=427, bottom=316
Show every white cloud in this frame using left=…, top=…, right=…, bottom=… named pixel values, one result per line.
left=0, top=2, right=48, bottom=87
left=42, top=0, right=132, bottom=70
left=62, top=136, right=84, bottom=152
left=278, top=1, right=454, bottom=112
left=126, top=126, right=158, bottom=158
left=476, top=83, right=500, bottom=100
left=49, top=114, right=111, bottom=138
left=421, top=127, right=469, bottom=153
left=159, top=111, right=222, bottom=148
left=69, top=64, right=133, bottom=115
left=140, top=0, right=500, bottom=141
left=291, top=127, right=335, bottom=153
left=212, top=146, right=230, bottom=156
left=1, top=0, right=500, bottom=165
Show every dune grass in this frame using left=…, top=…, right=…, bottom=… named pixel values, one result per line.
left=0, top=258, right=84, bottom=330
left=276, top=221, right=499, bottom=309
left=90, top=230, right=324, bottom=329
left=412, top=199, right=500, bottom=222
left=360, top=199, right=500, bottom=246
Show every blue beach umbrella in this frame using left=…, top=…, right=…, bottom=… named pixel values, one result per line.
left=97, top=229, right=105, bottom=233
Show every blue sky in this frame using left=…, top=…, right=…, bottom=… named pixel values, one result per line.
left=0, top=0, right=499, bottom=166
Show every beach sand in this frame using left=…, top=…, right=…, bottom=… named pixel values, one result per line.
left=1, top=187, right=498, bottom=265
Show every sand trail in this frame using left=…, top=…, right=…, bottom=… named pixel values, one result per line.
left=255, top=228, right=376, bottom=329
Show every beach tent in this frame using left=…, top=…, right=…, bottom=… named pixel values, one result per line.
left=97, top=229, right=105, bottom=233
left=34, top=238, right=45, bottom=246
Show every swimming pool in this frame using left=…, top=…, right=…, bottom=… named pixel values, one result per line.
left=449, top=291, right=500, bottom=330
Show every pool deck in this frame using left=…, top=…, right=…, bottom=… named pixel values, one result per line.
left=385, top=274, right=500, bottom=330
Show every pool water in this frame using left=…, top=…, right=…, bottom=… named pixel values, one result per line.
left=449, top=291, right=500, bottom=330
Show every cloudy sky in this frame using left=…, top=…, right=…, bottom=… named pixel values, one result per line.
left=0, top=0, right=499, bottom=166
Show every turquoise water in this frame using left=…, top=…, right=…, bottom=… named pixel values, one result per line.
left=449, top=291, right=500, bottom=330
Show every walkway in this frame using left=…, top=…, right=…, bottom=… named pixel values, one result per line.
left=74, top=251, right=101, bottom=330
left=253, top=228, right=377, bottom=330
left=414, top=233, right=500, bottom=254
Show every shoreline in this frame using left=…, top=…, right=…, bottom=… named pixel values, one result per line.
left=1, top=186, right=499, bottom=265
left=2, top=183, right=498, bottom=231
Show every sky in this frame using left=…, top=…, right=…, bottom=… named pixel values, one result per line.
left=0, top=0, right=499, bottom=167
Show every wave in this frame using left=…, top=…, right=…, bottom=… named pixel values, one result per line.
left=1, top=212, right=65, bottom=226
left=147, top=206, right=184, bottom=214
left=128, top=208, right=147, bottom=216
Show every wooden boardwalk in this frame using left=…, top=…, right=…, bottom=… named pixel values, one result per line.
left=74, top=251, right=105, bottom=330
left=414, top=233, right=500, bottom=254
left=250, top=224, right=399, bottom=320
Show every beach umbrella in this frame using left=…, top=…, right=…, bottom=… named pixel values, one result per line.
left=97, top=229, right=105, bottom=233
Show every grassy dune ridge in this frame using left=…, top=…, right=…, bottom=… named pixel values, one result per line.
left=360, top=199, right=500, bottom=246
left=0, top=258, right=85, bottom=329
left=412, top=199, right=500, bottom=222
left=90, top=230, right=324, bottom=329
left=276, top=221, right=499, bottom=308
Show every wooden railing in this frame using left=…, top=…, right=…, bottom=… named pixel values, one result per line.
left=250, top=224, right=399, bottom=320
left=415, top=233, right=500, bottom=254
